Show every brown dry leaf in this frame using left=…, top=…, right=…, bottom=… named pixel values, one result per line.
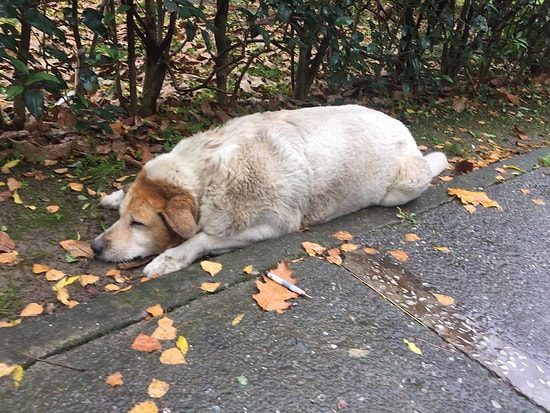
left=433, top=293, right=455, bottom=306
left=451, top=96, right=468, bottom=112
left=59, top=239, right=94, bottom=259
left=532, top=198, right=545, bottom=205
left=20, top=302, right=44, bottom=317
left=0, top=251, right=19, bottom=265
left=7, top=177, right=22, bottom=192
left=46, top=205, right=60, bottom=214
left=148, top=378, right=170, bottom=398
left=200, top=260, right=222, bottom=276
left=389, top=250, right=409, bottom=262
left=79, top=274, right=99, bottom=287
left=301, top=241, right=326, bottom=256
left=127, top=400, right=159, bottom=413
left=332, top=230, right=353, bottom=241
left=151, top=317, right=177, bottom=340
left=160, top=347, right=187, bottom=365
left=32, top=263, right=50, bottom=274
left=200, top=282, right=221, bottom=293
left=0, top=231, right=16, bottom=252
left=448, top=188, right=503, bottom=211
left=105, top=371, right=124, bottom=387
left=146, top=304, right=164, bottom=317
left=252, top=259, right=299, bottom=313
left=45, top=268, right=66, bottom=281
left=340, top=243, right=359, bottom=252
left=513, top=126, right=528, bottom=140
left=404, top=233, right=420, bottom=242
left=325, top=248, right=343, bottom=265
left=131, top=333, right=162, bottom=352
left=54, top=167, right=68, bottom=174
left=363, top=246, right=379, bottom=255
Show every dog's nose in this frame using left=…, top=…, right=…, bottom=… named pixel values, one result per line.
left=91, top=237, right=103, bottom=256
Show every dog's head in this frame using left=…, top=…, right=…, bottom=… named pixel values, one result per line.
left=91, top=171, right=199, bottom=262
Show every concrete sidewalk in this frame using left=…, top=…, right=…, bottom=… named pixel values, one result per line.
left=0, top=148, right=548, bottom=412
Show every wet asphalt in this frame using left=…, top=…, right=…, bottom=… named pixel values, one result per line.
left=0, top=148, right=548, bottom=413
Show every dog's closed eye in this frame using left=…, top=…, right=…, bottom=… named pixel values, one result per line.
left=130, top=220, right=145, bottom=227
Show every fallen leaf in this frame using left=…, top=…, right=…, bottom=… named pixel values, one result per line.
left=514, top=125, right=528, bottom=140
left=231, top=313, right=245, bottom=326
left=79, top=274, right=100, bottom=287
left=520, top=188, right=530, bottom=194
left=56, top=288, right=79, bottom=308
left=404, top=233, right=420, bottom=242
left=160, top=347, right=186, bottom=365
left=106, top=268, right=125, bottom=283
left=2, top=158, right=21, bottom=173
left=52, top=275, right=80, bottom=291
left=389, top=250, right=409, bottom=262
left=12, top=190, right=22, bottom=204
left=127, top=400, right=159, bottom=413
left=451, top=96, right=468, bottom=112
left=7, top=177, right=22, bottom=191
left=433, top=246, right=450, bottom=252
left=104, top=283, right=121, bottom=292
left=433, top=293, right=455, bottom=305
left=242, top=264, right=254, bottom=274
left=0, top=319, right=21, bottom=328
left=252, top=259, right=299, bottom=313
left=20, top=302, right=44, bottom=317
left=131, top=333, right=162, bottom=352
left=453, top=159, right=474, bottom=175
left=0, top=231, right=16, bottom=252
left=0, top=364, right=24, bottom=389
left=200, top=282, right=221, bottom=293
left=148, top=378, right=170, bottom=398
left=146, top=304, right=164, bottom=317
left=464, top=204, right=477, bottom=214
left=325, top=247, right=343, bottom=265
left=301, top=241, right=326, bottom=256
left=0, top=251, right=19, bottom=265
left=151, top=316, right=177, bottom=340
left=532, top=198, right=545, bottom=205
left=105, top=371, right=124, bottom=387
left=32, top=263, right=50, bottom=274
left=176, top=335, right=188, bottom=355
left=340, top=243, right=359, bottom=252
left=200, top=260, right=222, bottom=276
left=236, top=375, right=248, bottom=385
left=403, top=339, right=422, bottom=355
left=54, top=167, right=68, bottom=174
left=46, top=205, right=60, bottom=214
left=59, top=239, right=94, bottom=259
left=45, top=268, right=66, bottom=281
left=69, top=182, right=84, bottom=192
left=363, top=246, right=379, bottom=255
left=448, top=188, right=503, bottom=211
left=332, top=230, right=353, bottom=241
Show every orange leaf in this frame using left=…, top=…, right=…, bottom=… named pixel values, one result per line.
left=200, top=260, right=222, bottom=276
left=146, top=304, right=164, bottom=317
left=79, top=274, right=99, bottom=286
left=148, top=378, right=170, bottom=398
left=131, top=333, right=162, bottom=352
left=57, top=288, right=79, bottom=308
left=0, top=319, right=21, bottom=328
left=332, top=230, right=353, bottom=241
left=20, top=302, right=44, bottom=317
left=45, top=268, right=66, bottom=281
left=104, top=284, right=121, bottom=292
left=105, top=371, right=124, bottom=387
left=433, top=293, right=455, bottom=306
left=59, top=239, right=94, bottom=259
left=433, top=246, right=451, bottom=252
left=69, top=182, right=84, bottom=192
left=32, top=263, right=50, bottom=274
left=404, top=233, right=420, bottom=242
left=389, top=250, right=409, bottom=262
left=448, top=188, right=503, bottom=211
left=301, top=241, right=326, bottom=256
left=7, top=177, right=22, bottom=192
left=127, top=400, right=159, bottom=413
left=0, top=231, right=16, bottom=252
left=532, top=198, right=545, bottom=205
left=0, top=251, right=19, bottom=265
left=46, top=205, right=60, bottom=214
left=252, top=259, right=298, bottom=313
left=325, top=248, right=342, bottom=265
left=151, top=317, right=177, bottom=340
left=363, top=246, right=379, bottom=255
left=160, top=347, right=186, bottom=365
left=106, top=268, right=125, bottom=283
left=340, top=243, right=359, bottom=252
left=200, top=282, right=221, bottom=293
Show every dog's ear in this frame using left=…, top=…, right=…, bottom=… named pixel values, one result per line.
left=161, top=196, right=199, bottom=239
left=100, top=189, right=126, bottom=209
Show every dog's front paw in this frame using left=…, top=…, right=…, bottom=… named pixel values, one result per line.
left=143, top=253, right=190, bottom=278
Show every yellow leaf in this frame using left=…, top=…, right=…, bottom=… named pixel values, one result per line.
left=160, top=347, right=186, bottom=365
left=200, top=260, right=222, bottom=276
left=116, top=175, right=132, bottom=182
left=20, top=302, right=44, bottom=317
left=301, top=241, right=326, bottom=256
left=200, top=282, right=221, bottom=293
left=404, top=233, right=420, bottom=242
left=231, top=313, right=245, bottom=326
left=11, top=365, right=24, bottom=389
left=146, top=304, right=164, bottom=317
left=176, top=335, right=188, bottom=355
left=433, top=246, right=450, bottom=252
left=127, top=400, right=159, bottom=413
left=45, top=268, right=66, bottom=281
left=242, top=264, right=253, bottom=274
left=13, top=190, right=22, bottom=204
left=332, top=230, right=353, bottom=241
left=79, top=274, right=100, bottom=287
left=148, top=378, right=170, bottom=398
left=2, top=158, right=21, bottom=173
left=389, top=250, right=409, bottom=262
left=52, top=275, right=80, bottom=291
left=26, top=205, right=37, bottom=211
left=448, top=188, right=503, bottom=211
left=520, top=188, right=530, bottom=194
left=32, top=263, right=50, bottom=274
left=151, top=317, right=177, bottom=340
left=403, top=339, right=422, bottom=355
left=105, top=371, right=124, bottom=387
left=433, top=293, right=455, bottom=306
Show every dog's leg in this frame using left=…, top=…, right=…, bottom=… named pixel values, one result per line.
left=143, top=225, right=282, bottom=277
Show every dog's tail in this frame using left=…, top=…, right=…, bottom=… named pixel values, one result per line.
left=424, top=152, right=448, bottom=177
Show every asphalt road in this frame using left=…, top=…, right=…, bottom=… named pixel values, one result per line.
left=0, top=148, right=548, bottom=413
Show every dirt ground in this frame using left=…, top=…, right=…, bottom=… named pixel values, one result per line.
left=1, top=97, right=549, bottom=321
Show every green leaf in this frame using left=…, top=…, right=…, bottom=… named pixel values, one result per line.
left=25, top=72, right=62, bottom=86
left=23, top=88, right=44, bottom=119
left=7, top=56, right=29, bottom=74
left=82, top=8, right=109, bottom=37
left=334, top=16, right=353, bottom=26
left=23, top=9, right=66, bottom=41
left=236, top=375, right=248, bottom=385
left=78, top=68, right=99, bottom=92
left=6, top=85, right=24, bottom=100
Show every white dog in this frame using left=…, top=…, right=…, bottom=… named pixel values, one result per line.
left=92, top=105, right=447, bottom=277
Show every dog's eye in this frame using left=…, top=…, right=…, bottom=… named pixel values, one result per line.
left=130, top=220, right=145, bottom=227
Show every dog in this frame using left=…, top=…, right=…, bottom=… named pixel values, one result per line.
left=92, top=105, right=447, bottom=277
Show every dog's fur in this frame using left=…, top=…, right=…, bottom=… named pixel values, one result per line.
left=92, top=105, right=447, bottom=277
